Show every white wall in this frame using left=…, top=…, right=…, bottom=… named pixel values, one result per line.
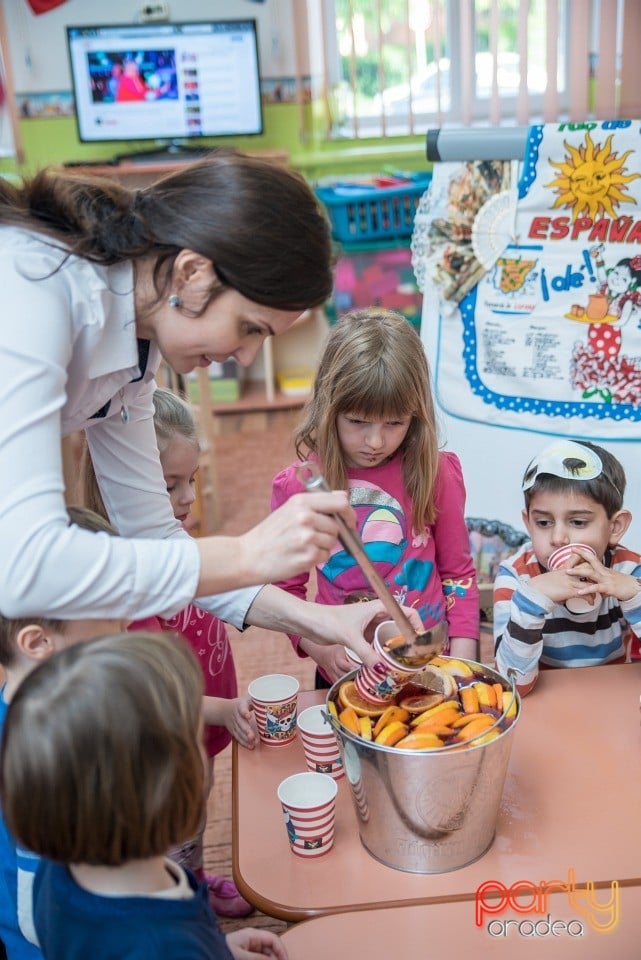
left=5, top=0, right=297, bottom=93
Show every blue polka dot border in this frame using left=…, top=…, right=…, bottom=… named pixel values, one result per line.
left=459, top=287, right=641, bottom=422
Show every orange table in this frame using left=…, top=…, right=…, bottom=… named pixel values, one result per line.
left=232, top=663, right=641, bottom=922
left=279, top=889, right=641, bottom=958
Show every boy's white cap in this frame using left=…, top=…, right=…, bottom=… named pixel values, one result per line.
left=522, top=440, right=603, bottom=492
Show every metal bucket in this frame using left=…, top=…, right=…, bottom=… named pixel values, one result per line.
left=326, top=661, right=520, bottom=874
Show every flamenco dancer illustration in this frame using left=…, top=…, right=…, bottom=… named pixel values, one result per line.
left=570, top=247, right=641, bottom=405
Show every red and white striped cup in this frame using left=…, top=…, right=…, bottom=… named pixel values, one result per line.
left=248, top=674, right=299, bottom=747
left=353, top=620, right=418, bottom=704
left=277, top=772, right=338, bottom=858
left=547, top=543, right=602, bottom=613
left=297, top=704, right=344, bottom=780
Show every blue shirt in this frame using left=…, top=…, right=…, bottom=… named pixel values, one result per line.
left=34, top=860, right=233, bottom=959
left=0, top=688, right=41, bottom=959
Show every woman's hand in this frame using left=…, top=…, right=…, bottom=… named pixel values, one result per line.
left=240, top=491, right=354, bottom=584
left=196, top=492, right=355, bottom=596
left=244, top=588, right=423, bottom=669
left=317, top=601, right=424, bottom=668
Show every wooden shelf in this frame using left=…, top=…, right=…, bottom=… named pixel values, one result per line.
left=60, top=149, right=289, bottom=181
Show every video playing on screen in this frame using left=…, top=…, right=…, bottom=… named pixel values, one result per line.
left=67, top=21, right=263, bottom=145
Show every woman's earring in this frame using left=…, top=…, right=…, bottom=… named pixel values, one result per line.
left=168, top=294, right=183, bottom=309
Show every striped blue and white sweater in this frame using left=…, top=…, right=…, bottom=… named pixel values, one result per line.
left=494, top=542, right=641, bottom=691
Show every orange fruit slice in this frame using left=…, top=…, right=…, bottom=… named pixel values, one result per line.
left=359, top=716, right=373, bottom=740
left=412, top=707, right=461, bottom=733
left=337, top=681, right=386, bottom=718
left=396, top=731, right=444, bottom=750
left=438, top=658, right=475, bottom=678
left=409, top=699, right=460, bottom=727
left=411, top=723, right=455, bottom=738
left=455, top=716, right=496, bottom=741
left=398, top=692, right=445, bottom=714
left=412, top=665, right=458, bottom=696
left=460, top=685, right=480, bottom=715
left=374, top=720, right=408, bottom=746
left=372, top=704, right=410, bottom=738
left=474, top=682, right=497, bottom=708
left=452, top=711, right=489, bottom=727
left=338, top=705, right=361, bottom=735
left=502, top=689, right=518, bottom=719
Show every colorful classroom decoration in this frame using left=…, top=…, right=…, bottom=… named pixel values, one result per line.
left=413, top=119, right=641, bottom=441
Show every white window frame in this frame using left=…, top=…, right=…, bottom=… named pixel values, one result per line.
left=322, top=0, right=575, bottom=141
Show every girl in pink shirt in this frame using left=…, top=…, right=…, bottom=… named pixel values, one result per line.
left=271, top=308, right=479, bottom=687
left=85, top=388, right=255, bottom=918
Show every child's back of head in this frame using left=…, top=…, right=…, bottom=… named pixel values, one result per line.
left=0, top=630, right=204, bottom=866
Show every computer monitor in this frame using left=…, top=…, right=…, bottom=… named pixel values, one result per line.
left=66, top=20, right=263, bottom=151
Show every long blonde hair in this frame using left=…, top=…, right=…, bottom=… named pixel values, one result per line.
left=295, top=309, right=440, bottom=529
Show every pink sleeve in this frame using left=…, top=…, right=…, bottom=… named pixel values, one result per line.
left=128, top=615, right=164, bottom=632
left=433, top=452, right=480, bottom=640
left=270, top=464, right=312, bottom=658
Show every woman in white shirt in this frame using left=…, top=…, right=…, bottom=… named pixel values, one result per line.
left=0, top=151, right=418, bottom=660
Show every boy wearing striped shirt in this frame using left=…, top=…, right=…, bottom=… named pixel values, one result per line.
left=494, top=439, right=641, bottom=695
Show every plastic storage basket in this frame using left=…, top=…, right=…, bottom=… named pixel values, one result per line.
left=316, top=174, right=432, bottom=243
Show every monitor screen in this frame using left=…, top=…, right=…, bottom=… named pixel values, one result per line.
left=66, top=20, right=263, bottom=145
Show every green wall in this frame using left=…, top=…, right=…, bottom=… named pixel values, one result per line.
left=1, top=103, right=430, bottom=182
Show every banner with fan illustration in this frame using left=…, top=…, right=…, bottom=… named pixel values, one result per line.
left=412, top=119, right=641, bottom=439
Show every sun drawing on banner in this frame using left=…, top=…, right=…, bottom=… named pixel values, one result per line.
left=545, top=130, right=640, bottom=221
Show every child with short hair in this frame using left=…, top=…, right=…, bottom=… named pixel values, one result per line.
left=0, top=631, right=287, bottom=960
left=84, top=387, right=255, bottom=918
left=271, top=308, right=479, bottom=686
left=0, top=506, right=126, bottom=960
left=494, top=439, right=641, bottom=695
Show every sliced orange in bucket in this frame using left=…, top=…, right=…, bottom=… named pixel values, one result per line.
left=337, top=681, right=386, bottom=717
left=374, top=720, right=409, bottom=746
left=395, top=731, right=444, bottom=750
left=397, top=692, right=445, bottom=714
left=338, top=705, right=361, bottom=735
left=372, top=704, right=410, bottom=738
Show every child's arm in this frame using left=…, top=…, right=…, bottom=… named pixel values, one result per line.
left=226, top=928, right=288, bottom=960
left=564, top=547, right=641, bottom=604
left=202, top=695, right=257, bottom=749
left=448, top=636, right=479, bottom=660
left=432, top=453, right=480, bottom=659
left=299, top=637, right=353, bottom=684
left=493, top=559, right=556, bottom=696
